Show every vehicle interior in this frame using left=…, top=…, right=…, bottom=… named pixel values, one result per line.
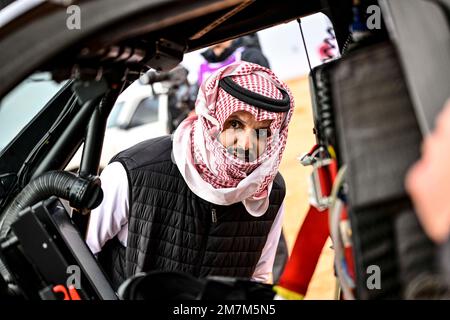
left=0, top=0, right=449, bottom=300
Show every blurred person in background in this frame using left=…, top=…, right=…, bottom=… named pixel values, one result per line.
left=197, top=34, right=270, bottom=87
left=406, top=99, right=450, bottom=244
left=406, top=99, right=450, bottom=292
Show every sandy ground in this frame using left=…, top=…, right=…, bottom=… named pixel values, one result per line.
left=278, top=76, right=336, bottom=300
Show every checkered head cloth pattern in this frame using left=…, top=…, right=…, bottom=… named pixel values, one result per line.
left=172, top=61, right=294, bottom=215
left=191, top=61, right=294, bottom=199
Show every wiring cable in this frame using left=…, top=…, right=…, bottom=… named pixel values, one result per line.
left=328, top=165, right=356, bottom=300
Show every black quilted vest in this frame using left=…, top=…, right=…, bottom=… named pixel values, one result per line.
left=98, top=136, right=285, bottom=289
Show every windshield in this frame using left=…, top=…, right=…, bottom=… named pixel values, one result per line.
left=0, top=72, right=66, bottom=152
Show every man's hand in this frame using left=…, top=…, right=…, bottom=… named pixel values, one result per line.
left=406, top=99, right=450, bottom=243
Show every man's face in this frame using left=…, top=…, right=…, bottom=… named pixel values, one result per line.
left=211, top=40, right=233, bottom=57
left=219, top=111, right=272, bottom=162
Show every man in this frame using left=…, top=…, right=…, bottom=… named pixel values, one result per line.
left=86, top=61, right=295, bottom=290
left=197, top=34, right=290, bottom=283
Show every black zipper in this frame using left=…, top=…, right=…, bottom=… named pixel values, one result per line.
left=211, top=208, right=218, bottom=224
left=195, top=206, right=217, bottom=276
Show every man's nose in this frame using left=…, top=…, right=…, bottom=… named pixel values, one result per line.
left=236, top=129, right=256, bottom=150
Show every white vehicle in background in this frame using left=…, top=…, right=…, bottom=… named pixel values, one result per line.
left=66, top=81, right=170, bottom=171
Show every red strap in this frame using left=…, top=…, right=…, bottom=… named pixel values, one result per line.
left=278, top=155, right=356, bottom=297
left=277, top=160, right=336, bottom=296
left=278, top=205, right=330, bottom=296
left=68, top=285, right=81, bottom=300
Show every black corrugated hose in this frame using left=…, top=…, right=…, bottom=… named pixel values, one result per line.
left=0, top=170, right=103, bottom=239
left=0, top=171, right=103, bottom=297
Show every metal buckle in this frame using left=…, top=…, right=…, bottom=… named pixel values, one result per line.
left=299, top=147, right=332, bottom=210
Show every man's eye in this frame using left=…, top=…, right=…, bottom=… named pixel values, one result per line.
left=230, top=120, right=241, bottom=129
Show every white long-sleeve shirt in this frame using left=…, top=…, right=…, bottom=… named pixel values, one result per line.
left=86, top=161, right=285, bottom=283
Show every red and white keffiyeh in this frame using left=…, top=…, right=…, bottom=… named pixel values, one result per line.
left=172, top=61, right=294, bottom=216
